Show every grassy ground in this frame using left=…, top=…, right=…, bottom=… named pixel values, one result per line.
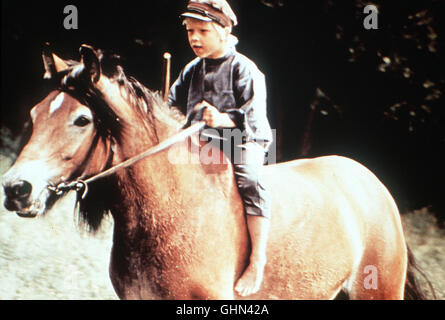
left=0, top=153, right=443, bottom=300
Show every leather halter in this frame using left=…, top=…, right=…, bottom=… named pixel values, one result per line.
left=48, top=121, right=206, bottom=199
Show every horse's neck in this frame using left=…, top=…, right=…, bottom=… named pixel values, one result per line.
left=107, top=122, right=247, bottom=291
left=96, top=77, right=165, bottom=149
left=109, top=125, right=236, bottom=240
left=110, top=117, right=187, bottom=223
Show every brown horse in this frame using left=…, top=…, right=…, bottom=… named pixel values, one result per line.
left=2, top=45, right=431, bottom=299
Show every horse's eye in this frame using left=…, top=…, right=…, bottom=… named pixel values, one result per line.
left=73, top=115, right=91, bottom=127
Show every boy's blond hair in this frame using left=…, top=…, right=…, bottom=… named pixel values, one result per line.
left=183, top=18, right=239, bottom=48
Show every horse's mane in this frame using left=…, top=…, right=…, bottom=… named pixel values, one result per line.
left=116, top=69, right=185, bottom=129
left=55, top=49, right=185, bottom=232
left=58, top=51, right=185, bottom=141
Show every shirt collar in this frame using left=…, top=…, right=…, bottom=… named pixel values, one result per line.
left=204, top=46, right=236, bottom=65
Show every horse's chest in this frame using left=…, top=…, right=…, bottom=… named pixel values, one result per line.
left=109, top=236, right=182, bottom=299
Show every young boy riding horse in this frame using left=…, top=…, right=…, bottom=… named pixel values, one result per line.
left=168, top=0, right=273, bottom=297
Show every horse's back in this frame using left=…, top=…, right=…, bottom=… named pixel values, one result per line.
left=265, top=155, right=400, bottom=224
left=267, top=155, right=405, bottom=251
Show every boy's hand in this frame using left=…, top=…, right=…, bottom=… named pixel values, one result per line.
left=194, top=101, right=236, bottom=128
left=202, top=103, right=224, bottom=127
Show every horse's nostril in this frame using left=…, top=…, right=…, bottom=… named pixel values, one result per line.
left=6, top=180, right=32, bottom=199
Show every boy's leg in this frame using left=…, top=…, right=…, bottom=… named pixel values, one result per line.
left=232, top=142, right=271, bottom=296
left=235, top=214, right=270, bottom=296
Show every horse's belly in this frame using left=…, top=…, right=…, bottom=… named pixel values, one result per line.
left=261, top=213, right=355, bottom=299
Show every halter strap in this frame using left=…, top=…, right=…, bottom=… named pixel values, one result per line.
left=49, top=121, right=206, bottom=198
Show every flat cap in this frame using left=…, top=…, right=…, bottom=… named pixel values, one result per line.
left=181, top=0, right=238, bottom=27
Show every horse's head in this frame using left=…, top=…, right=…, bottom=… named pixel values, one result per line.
left=2, top=45, right=115, bottom=218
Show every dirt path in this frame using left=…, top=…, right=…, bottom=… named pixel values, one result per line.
left=0, top=155, right=117, bottom=299
left=403, top=208, right=445, bottom=299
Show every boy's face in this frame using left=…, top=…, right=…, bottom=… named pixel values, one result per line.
left=185, top=18, right=227, bottom=59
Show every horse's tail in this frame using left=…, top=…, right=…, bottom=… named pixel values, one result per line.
left=404, top=245, right=436, bottom=300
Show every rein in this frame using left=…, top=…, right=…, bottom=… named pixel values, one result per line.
left=48, top=121, right=206, bottom=199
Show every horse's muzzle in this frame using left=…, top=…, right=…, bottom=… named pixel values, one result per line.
left=3, top=180, right=33, bottom=200
left=2, top=179, right=51, bottom=218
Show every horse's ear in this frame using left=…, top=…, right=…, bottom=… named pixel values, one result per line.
left=79, top=44, right=101, bottom=83
left=42, top=43, right=69, bottom=79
